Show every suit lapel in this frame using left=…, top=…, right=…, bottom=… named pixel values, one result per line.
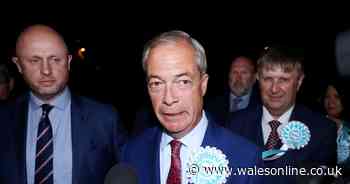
left=289, top=104, right=303, bottom=122
left=254, top=106, right=264, bottom=147
left=152, top=129, right=162, bottom=184
left=13, top=95, right=29, bottom=184
left=267, top=105, right=304, bottom=165
left=71, top=95, right=86, bottom=184
left=201, top=118, right=216, bottom=146
left=224, top=92, right=230, bottom=116
left=282, top=105, right=304, bottom=161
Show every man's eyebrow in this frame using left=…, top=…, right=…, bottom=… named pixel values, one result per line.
left=147, top=75, right=163, bottom=82
left=147, top=72, right=192, bottom=82
left=48, top=55, right=60, bottom=59
left=30, top=55, right=42, bottom=59
left=24, top=55, right=61, bottom=59
left=174, top=72, right=190, bottom=78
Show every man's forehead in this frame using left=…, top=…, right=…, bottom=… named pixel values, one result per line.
left=232, top=58, right=254, bottom=69
left=148, top=69, right=196, bottom=80
left=261, top=63, right=299, bottom=73
left=260, top=66, right=299, bottom=76
left=16, top=26, right=68, bottom=56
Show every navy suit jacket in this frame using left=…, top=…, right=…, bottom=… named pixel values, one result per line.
left=122, top=115, right=265, bottom=184
left=0, top=93, right=125, bottom=184
left=205, top=83, right=261, bottom=126
left=227, top=104, right=337, bottom=183
left=132, top=104, right=160, bottom=137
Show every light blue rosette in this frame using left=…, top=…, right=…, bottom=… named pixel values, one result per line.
left=280, top=120, right=311, bottom=150
left=186, top=146, right=231, bottom=184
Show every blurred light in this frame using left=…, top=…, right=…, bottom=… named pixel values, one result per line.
left=79, top=48, right=86, bottom=52
left=78, top=47, right=86, bottom=60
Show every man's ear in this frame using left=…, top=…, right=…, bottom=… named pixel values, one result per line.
left=12, top=57, right=22, bottom=74
left=9, top=78, right=15, bottom=92
left=200, top=73, right=209, bottom=97
left=67, top=55, right=72, bottom=71
left=297, top=74, right=305, bottom=91
left=253, top=73, right=258, bottom=83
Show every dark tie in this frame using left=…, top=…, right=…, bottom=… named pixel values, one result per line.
left=265, top=120, right=282, bottom=150
left=231, top=97, right=242, bottom=112
left=167, top=140, right=182, bottom=184
left=35, top=104, right=54, bottom=184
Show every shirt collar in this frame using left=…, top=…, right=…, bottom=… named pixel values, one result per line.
left=230, top=89, right=251, bottom=102
left=160, top=110, right=208, bottom=151
left=338, top=123, right=344, bottom=136
left=29, top=87, right=71, bottom=111
left=262, top=105, right=295, bottom=126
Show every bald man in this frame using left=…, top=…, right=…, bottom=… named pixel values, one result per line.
left=0, top=25, right=125, bottom=184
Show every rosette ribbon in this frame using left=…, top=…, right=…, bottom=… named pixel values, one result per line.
left=262, top=121, right=311, bottom=160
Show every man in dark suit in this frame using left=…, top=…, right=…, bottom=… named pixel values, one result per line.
left=0, top=25, right=124, bottom=184
left=227, top=46, right=337, bottom=183
left=0, top=63, right=15, bottom=103
left=122, top=31, right=265, bottom=184
left=205, top=56, right=261, bottom=125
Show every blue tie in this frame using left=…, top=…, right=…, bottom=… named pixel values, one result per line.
left=231, top=97, right=242, bottom=112
left=35, top=104, right=54, bottom=184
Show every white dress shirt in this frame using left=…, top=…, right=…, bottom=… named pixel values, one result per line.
left=159, top=111, right=208, bottom=184
left=261, top=105, right=295, bottom=144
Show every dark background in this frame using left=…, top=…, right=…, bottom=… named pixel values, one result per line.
left=1, top=8, right=350, bottom=130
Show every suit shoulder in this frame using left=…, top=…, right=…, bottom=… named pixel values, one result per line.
left=295, top=105, right=335, bottom=130
left=209, top=122, right=261, bottom=154
left=227, top=106, right=260, bottom=129
left=127, top=127, right=159, bottom=146
left=216, top=125, right=260, bottom=152
left=76, top=96, right=113, bottom=108
left=122, top=127, right=159, bottom=160
left=0, top=103, right=9, bottom=114
left=231, top=105, right=260, bottom=120
left=210, top=125, right=262, bottom=168
left=74, top=96, right=118, bottom=115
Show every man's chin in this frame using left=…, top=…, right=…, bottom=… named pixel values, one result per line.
left=233, top=89, right=248, bottom=96
left=34, top=88, right=62, bottom=101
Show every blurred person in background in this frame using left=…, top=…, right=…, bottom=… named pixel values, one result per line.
left=322, top=80, right=350, bottom=167
left=0, top=63, right=15, bottom=102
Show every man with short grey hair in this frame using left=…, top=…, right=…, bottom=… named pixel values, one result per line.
left=228, top=46, right=337, bottom=184
left=123, top=30, right=265, bottom=184
left=205, top=55, right=261, bottom=125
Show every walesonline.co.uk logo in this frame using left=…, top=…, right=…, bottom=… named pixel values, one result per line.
left=185, top=145, right=342, bottom=184
left=187, top=164, right=343, bottom=177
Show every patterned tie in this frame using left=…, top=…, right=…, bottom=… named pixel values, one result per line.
left=35, top=104, right=54, bottom=184
left=265, top=120, right=282, bottom=150
left=230, top=97, right=242, bottom=112
left=167, top=140, right=182, bottom=184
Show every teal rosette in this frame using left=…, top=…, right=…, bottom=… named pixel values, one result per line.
left=280, top=121, right=311, bottom=150
left=186, top=146, right=231, bottom=184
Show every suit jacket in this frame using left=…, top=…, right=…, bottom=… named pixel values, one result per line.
left=205, top=83, right=261, bottom=126
left=0, top=93, right=125, bottom=184
left=122, top=115, right=265, bottom=184
left=131, top=104, right=160, bottom=137
left=227, top=104, right=337, bottom=184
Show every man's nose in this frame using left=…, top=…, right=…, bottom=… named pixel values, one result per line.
left=162, top=85, right=179, bottom=106
left=270, top=81, right=280, bottom=94
left=235, top=73, right=242, bottom=81
left=41, top=61, right=52, bottom=76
